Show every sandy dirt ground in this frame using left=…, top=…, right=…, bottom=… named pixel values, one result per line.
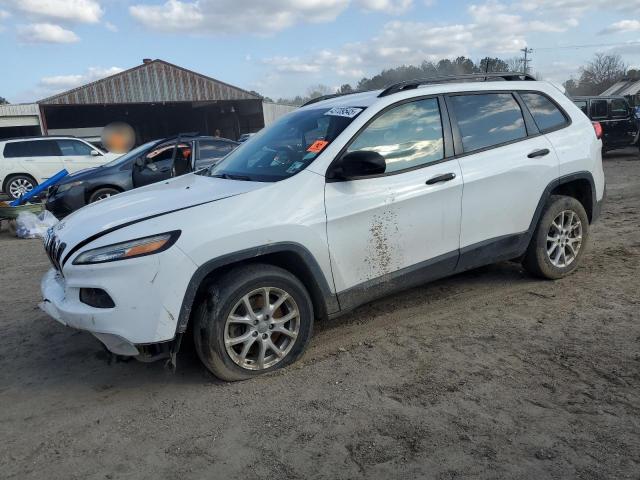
left=1, top=150, right=639, bottom=479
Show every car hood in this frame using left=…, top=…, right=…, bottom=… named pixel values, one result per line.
left=57, top=167, right=101, bottom=183
left=52, top=173, right=266, bottom=253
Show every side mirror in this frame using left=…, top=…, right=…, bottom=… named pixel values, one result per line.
left=330, top=150, right=386, bottom=180
left=134, top=156, right=145, bottom=167
left=90, top=150, right=101, bottom=157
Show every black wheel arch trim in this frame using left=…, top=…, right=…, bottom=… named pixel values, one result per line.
left=175, top=242, right=339, bottom=335
left=530, top=171, right=598, bottom=230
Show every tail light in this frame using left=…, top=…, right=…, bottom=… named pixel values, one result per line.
left=592, top=121, right=603, bottom=139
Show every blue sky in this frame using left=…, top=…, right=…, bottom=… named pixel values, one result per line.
left=1, top=0, right=639, bottom=103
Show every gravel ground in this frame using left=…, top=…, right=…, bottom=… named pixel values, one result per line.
left=1, top=150, right=639, bottom=479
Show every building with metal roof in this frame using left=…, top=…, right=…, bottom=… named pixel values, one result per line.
left=39, top=59, right=260, bottom=105
left=0, top=59, right=296, bottom=143
left=0, top=103, right=43, bottom=138
left=600, top=78, right=640, bottom=106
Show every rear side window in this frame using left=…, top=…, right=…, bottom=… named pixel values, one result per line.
left=610, top=98, right=628, bottom=118
left=199, top=140, right=235, bottom=160
left=590, top=100, right=608, bottom=119
left=574, top=100, right=588, bottom=115
left=57, top=139, right=95, bottom=156
left=3, top=140, right=61, bottom=158
left=520, top=92, right=568, bottom=132
left=346, top=98, right=444, bottom=173
left=449, top=93, right=526, bottom=152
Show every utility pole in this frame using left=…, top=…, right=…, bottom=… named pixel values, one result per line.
left=520, top=47, right=533, bottom=74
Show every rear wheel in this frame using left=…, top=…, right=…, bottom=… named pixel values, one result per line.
left=193, top=264, right=314, bottom=381
left=88, top=187, right=120, bottom=203
left=523, top=195, right=589, bottom=279
left=6, top=175, right=37, bottom=200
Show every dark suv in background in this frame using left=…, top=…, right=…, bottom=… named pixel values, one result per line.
left=572, top=96, right=639, bottom=153
left=46, top=134, right=239, bottom=217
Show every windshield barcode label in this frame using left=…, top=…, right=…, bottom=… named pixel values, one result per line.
left=324, top=107, right=363, bottom=118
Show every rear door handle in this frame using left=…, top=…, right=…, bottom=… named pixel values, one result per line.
left=426, top=172, right=456, bottom=185
left=527, top=148, right=550, bottom=158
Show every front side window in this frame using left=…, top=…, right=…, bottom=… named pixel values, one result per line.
left=210, top=107, right=362, bottom=182
left=57, top=139, right=95, bottom=156
left=450, top=93, right=527, bottom=152
left=521, top=92, right=568, bottom=132
left=346, top=98, right=444, bottom=174
left=590, top=100, right=608, bottom=119
left=610, top=98, right=628, bottom=118
left=145, top=142, right=191, bottom=165
left=102, top=141, right=156, bottom=168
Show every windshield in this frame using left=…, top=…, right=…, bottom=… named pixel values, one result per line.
left=102, top=140, right=157, bottom=168
left=208, top=106, right=363, bottom=182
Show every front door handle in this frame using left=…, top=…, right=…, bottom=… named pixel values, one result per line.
left=426, top=172, right=456, bottom=185
left=527, top=148, right=550, bottom=158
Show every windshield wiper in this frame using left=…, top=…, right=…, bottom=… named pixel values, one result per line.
left=211, top=173, right=252, bottom=181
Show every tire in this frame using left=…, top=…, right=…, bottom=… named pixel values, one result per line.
left=5, top=175, right=37, bottom=200
left=193, top=264, right=314, bottom=381
left=522, top=195, right=590, bottom=279
left=88, top=187, right=120, bottom=203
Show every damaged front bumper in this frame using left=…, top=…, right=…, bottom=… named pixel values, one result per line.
left=39, top=269, right=140, bottom=356
left=39, top=243, right=197, bottom=358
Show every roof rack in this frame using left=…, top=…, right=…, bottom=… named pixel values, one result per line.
left=0, top=135, right=80, bottom=142
left=378, top=72, right=536, bottom=97
left=301, top=92, right=361, bottom=107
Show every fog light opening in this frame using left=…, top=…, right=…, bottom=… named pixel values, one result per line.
left=80, top=288, right=115, bottom=308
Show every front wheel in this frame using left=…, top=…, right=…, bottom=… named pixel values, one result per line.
left=522, top=195, right=590, bottom=279
left=88, top=187, right=120, bottom=203
left=193, top=264, right=314, bottom=381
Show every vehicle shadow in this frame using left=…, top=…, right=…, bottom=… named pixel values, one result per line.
left=1, top=260, right=532, bottom=391
left=603, top=147, right=639, bottom=161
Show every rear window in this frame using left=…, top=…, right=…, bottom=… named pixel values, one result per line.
left=520, top=92, right=568, bottom=132
left=450, top=93, right=527, bottom=152
left=610, top=98, right=629, bottom=118
left=3, top=140, right=61, bottom=158
left=590, top=100, right=608, bottom=119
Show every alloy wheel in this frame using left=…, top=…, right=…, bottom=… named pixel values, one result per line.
left=9, top=178, right=34, bottom=199
left=546, top=210, right=582, bottom=268
left=224, top=287, right=300, bottom=370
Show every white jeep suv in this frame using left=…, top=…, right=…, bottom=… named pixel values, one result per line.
left=0, top=136, right=120, bottom=199
left=39, top=74, right=605, bottom=381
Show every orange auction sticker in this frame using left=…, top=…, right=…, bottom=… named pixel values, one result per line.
left=307, top=140, right=329, bottom=153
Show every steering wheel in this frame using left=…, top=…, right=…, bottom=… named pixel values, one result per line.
left=272, top=145, right=298, bottom=167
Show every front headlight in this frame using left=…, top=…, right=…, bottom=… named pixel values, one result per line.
left=57, top=181, right=84, bottom=194
left=73, top=231, right=181, bottom=265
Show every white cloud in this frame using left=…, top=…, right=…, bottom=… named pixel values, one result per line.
left=518, top=0, right=640, bottom=17
left=356, top=0, right=413, bottom=14
left=17, top=23, right=80, bottom=44
left=0, top=9, right=10, bottom=19
left=129, top=0, right=350, bottom=34
left=39, top=66, right=123, bottom=92
left=263, top=1, right=577, bottom=79
left=600, top=19, right=640, bottom=35
left=7, top=0, right=103, bottom=24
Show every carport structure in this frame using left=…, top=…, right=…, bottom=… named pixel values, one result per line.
left=38, top=59, right=265, bottom=143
